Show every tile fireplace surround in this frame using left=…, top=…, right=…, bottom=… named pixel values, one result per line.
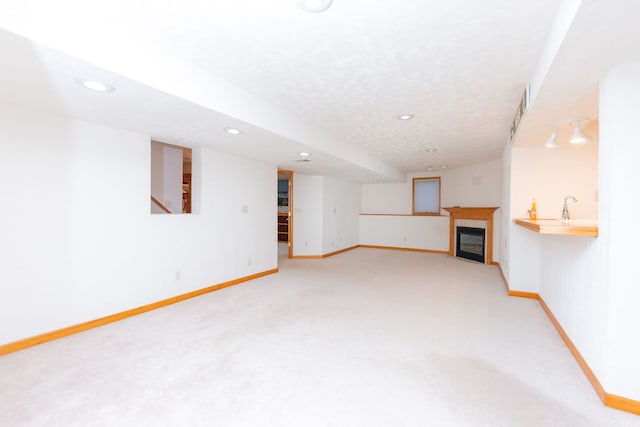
left=443, top=207, right=499, bottom=265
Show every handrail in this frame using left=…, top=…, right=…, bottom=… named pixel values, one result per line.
left=151, top=195, right=172, bottom=214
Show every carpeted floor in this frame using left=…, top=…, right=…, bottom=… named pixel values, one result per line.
left=0, top=248, right=637, bottom=426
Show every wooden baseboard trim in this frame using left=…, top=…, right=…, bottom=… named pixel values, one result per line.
left=507, top=290, right=540, bottom=299
left=291, top=245, right=362, bottom=259
left=496, top=263, right=509, bottom=293
left=537, top=297, right=607, bottom=403
left=501, top=267, right=640, bottom=415
left=292, top=245, right=447, bottom=259
left=359, top=245, right=448, bottom=254
left=605, top=394, right=640, bottom=416
left=0, top=268, right=278, bottom=356
left=322, top=245, right=360, bottom=258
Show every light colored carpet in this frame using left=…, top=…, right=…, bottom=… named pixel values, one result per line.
left=0, top=249, right=637, bottom=426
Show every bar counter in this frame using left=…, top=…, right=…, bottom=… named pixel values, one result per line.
left=514, top=218, right=598, bottom=237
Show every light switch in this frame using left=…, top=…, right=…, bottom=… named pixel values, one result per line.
left=242, top=205, right=248, bottom=213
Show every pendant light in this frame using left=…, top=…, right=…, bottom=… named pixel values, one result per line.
left=544, top=129, right=558, bottom=148
left=569, top=121, right=590, bottom=144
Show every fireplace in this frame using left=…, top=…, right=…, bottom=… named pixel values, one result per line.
left=443, top=207, right=498, bottom=265
left=456, top=226, right=485, bottom=263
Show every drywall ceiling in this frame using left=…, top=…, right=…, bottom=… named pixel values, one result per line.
left=1, top=0, right=618, bottom=181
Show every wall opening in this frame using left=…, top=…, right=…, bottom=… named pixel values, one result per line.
left=151, top=140, right=192, bottom=214
left=277, top=170, right=293, bottom=259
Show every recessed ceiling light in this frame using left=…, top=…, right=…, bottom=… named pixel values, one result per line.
left=76, top=78, right=114, bottom=93
left=224, top=127, right=243, bottom=135
left=426, top=148, right=438, bottom=152
left=441, top=165, right=448, bottom=169
left=299, top=152, right=311, bottom=157
left=297, top=0, right=333, bottom=13
left=398, top=114, right=414, bottom=120
left=427, top=165, right=433, bottom=171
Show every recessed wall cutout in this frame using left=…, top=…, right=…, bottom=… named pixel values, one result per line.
left=151, top=141, right=192, bottom=214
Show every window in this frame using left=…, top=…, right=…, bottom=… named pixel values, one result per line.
left=412, top=177, right=441, bottom=215
left=150, top=140, right=192, bottom=214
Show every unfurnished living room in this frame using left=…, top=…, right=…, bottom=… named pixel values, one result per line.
left=1, top=1, right=639, bottom=426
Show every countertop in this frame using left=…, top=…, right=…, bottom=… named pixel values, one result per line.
left=514, top=218, right=598, bottom=237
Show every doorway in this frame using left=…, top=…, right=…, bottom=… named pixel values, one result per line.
left=277, top=170, right=293, bottom=259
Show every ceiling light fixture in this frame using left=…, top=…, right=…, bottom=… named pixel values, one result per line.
left=398, top=114, right=414, bottom=120
left=441, top=165, right=447, bottom=169
left=224, top=127, right=242, bottom=135
left=76, top=78, right=114, bottom=93
left=297, top=0, right=333, bottom=13
left=569, top=121, right=590, bottom=144
left=544, top=118, right=592, bottom=147
left=426, top=148, right=438, bottom=152
left=544, top=129, right=558, bottom=148
left=299, top=152, right=311, bottom=157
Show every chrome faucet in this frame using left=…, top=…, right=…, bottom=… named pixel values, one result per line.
left=562, top=196, right=577, bottom=220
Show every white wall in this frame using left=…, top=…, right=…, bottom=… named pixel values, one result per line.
left=151, top=141, right=185, bottom=214
left=151, top=141, right=164, bottom=203
left=360, top=159, right=503, bottom=261
left=510, top=124, right=599, bottom=221
left=362, top=160, right=503, bottom=215
left=359, top=216, right=449, bottom=251
left=292, top=174, right=323, bottom=256
left=0, top=102, right=277, bottom=345
left=538, top=234, right=606, bottom=389
left=361, top=182, right=411, bottom=214
left=161, top=145, right=182, bottom=213
left=500, top=141, right=512, bottom=277
left=292, top=174, right=361, bottom=256
left=506, top=126, right=604, bottom=375
left=503, top=66, right=640, bottom=401
left=322, top=177, right=360, bottom=253
left=507, top=123, right=599, bottom=291
left=598, top=64, right=640, bottom=400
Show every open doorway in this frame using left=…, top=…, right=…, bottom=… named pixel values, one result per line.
left=277, top=170, right=293, bottom=260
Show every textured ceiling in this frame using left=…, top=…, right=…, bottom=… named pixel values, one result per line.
left=0, top=0, right=597, bottom=180
left=117, top=0, right=559, bottom=171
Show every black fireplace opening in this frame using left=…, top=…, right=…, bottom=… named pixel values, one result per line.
left=456, top=226, right=485, bottom=263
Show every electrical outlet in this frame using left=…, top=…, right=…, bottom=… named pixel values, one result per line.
left=248, top=257, right=252, bottom=266
left=242, top=205, right=248, bottom=213
left=175, top=271, right=181, bottom=281
left=403, top=236, right=407, bottom=242
left=305, top=241, right=309, bottom=247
